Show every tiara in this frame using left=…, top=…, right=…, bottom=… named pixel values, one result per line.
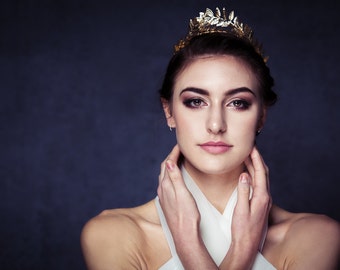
left=174, top=7, right=266, bottom=61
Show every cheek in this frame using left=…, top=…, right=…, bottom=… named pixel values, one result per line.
left=228, top=113, right=258, bottom=148
left=229, top=111, right=258, bottom=132
left=171, top=108, right=203, bottom=152
left=173, top=112, right=198, bottom=140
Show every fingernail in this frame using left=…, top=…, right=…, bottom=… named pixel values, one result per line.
left=240, top=174, right=249, bottom=184
left=166, top=160, right=174, bottom=171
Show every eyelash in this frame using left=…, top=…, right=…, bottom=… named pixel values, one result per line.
left=183, top=98, right=251, bottom=110
left=183, top=98, right=206, bottom=108
left=229, top=99, right=251, bottom=110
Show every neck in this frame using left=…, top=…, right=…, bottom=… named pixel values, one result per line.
left=183, top=160, right=243, bottom=213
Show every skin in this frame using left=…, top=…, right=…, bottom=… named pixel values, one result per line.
left=81, top=56, right=340, bottom=270
left=162, top=56, right=265, bottom=212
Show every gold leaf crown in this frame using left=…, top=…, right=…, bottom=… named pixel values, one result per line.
left=174, top=7, right=267, bottom=62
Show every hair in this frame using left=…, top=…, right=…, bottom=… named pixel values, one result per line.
left=159, top=33, right=277, bottom=107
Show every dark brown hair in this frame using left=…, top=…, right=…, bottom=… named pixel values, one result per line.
left=159, top=33, right=277, bottom=107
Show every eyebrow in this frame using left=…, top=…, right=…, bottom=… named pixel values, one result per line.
left=180, top=87, right=256, bottom=97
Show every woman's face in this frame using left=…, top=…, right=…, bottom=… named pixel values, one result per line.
left=163, top=55, right=265, bottom=177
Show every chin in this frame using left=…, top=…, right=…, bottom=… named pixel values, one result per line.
left=184, top=158, right=243, bottom=176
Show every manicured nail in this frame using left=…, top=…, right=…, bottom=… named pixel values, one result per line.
left=166, top=160, right=174, bottom=171
left=240, top=174, right=249, bottom=184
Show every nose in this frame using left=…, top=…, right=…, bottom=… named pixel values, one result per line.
left=207, top=106, right=227, bottom=134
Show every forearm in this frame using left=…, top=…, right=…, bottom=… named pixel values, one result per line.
left=174, top=232, right=256, bottom=270
left=174, top=231, right=218, bottom=270
left=219, top=242, right=257, bottom=270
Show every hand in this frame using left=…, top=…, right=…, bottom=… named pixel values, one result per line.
left=157, top=145, right=218, bottom=270
left=224, top=146, right=272, bottom=267
left=157, top=145, right=201, bottom=243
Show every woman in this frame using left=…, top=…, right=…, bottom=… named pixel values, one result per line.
left=81, top=7, right=339, bottom=269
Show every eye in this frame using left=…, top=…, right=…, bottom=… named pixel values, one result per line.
left=228, top=99, right=251, bottom=110
left=183, top=98, right=206, bottom=108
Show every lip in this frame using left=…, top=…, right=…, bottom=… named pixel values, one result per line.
left=199, top=141, right=233, bottom=154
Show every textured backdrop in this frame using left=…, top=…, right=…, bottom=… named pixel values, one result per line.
left=1, top=0, right=339, bottom=269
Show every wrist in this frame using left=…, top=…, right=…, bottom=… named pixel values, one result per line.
left=221, top=242, right=257, bottom=270
left=175, top=232, right=219, bottom=270
left=173, top=222, right=202, bottom=252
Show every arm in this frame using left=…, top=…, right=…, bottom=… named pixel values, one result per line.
left=157, top=145, right=271, bottom=270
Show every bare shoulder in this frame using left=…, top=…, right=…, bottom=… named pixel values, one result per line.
left=81, top=200, right=161, bottom=270
left=266, top=205, right=340, bottom=269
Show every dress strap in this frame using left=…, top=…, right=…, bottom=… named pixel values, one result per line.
left=154, top=197, right=177, bottom=257
left=155, top=197, right=184, bottom=270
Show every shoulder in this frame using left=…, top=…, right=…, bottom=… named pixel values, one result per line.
left=81, top=200, right=159, bottom=270
left=267, top=205, right=340, bottom=269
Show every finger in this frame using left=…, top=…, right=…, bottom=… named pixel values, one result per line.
left=244, top=156, right=254, bottom=181
left=249, top=147, right=268, bottom=191
left=251, top=146, right=269, bottom=175
left=165, top=159, right=186, bottom=193
left=160, top=144, right=181, bottom=190
left=159, top=153, right=183, bottom=196
left=253, top=147, right=270, bottom=192
left=158, top=163, right=175, bottom=200
left=159, top=144, right=181, bottom=186
left=235, top=173, right=252, bottom=215
left=248, top=148, right=272, bottom=213
left=159, top=160, right=166, bottom=186
left=158, top=159, right=187, bottom=208
left=166, top=144, right=181, bottom=165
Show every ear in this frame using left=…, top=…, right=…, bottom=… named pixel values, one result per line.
left=161, top=98, right=176, bottom=129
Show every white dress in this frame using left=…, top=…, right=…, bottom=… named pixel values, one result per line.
left=155, top=167, right=276, bottom=270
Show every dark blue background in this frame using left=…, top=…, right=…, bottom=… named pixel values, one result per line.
left=1, top=0, right=339, bottom=269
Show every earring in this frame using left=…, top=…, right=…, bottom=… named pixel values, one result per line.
left=256, top=129, right=261, bottom=136
left=169, top=126, right=172, bottom=131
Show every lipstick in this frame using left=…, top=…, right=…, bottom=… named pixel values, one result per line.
left=199, top=141, right=232, bottom=154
